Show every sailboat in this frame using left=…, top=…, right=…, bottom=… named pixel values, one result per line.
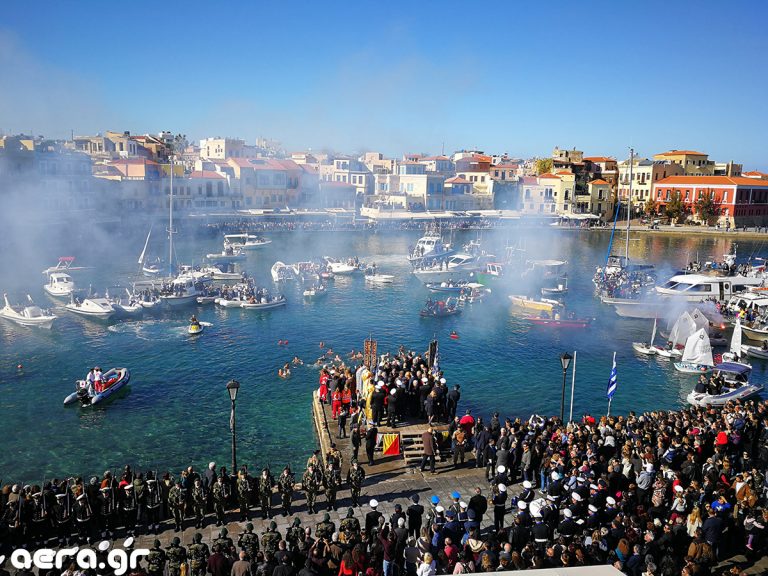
left=674, top=328, right=714, bottom=373
left=722, top=317, right=751, bottom=366
left=632, top=317, right=657, bottom=355
left=138, top=227, right=162, bottom=277
left=654, top=311, right=695, bottom=358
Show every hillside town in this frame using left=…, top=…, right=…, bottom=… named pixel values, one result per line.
left=1, top=131, right=768, bottom=228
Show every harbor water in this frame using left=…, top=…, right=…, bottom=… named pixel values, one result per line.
left=1, top=227, right=767, bottom=482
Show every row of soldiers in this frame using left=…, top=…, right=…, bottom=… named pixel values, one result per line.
left=1, top=450, right=367, bottom=552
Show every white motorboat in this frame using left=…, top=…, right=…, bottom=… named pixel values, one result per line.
left=224, top=233, right=271, bottom=250
left=271, top=261, right=296, bottom=282
left=200, top=265, right=242, bottom=281
left=741, top=323, right=768, bottom=342
left=324, top=257, right=359, bottom=275
left=686, top=363, right=763, bottom=407
left=108, top=289, right=144, bottom=318
left=741, top=344, right=768, bottom=359
left=304, top=285, right=327, bottom=298
left=525, top=259, right=568, bottom=279
left=159, top=276, right=201, bottom=308
left=240, top=296, right=286, bottom=310
left=44, top=272, right=75, bottom=299
left=408, top=230, right=455, bottom=265
left=206, top=246, right=247, bottom=262
left=604, top=296, right=666, bottom=319
left=632, top=318, right=658, bottom=356
left=656, top=273, right=763, bottom=301
left=674, top=328, right=714, bottom=373
left=365, top=272, right=395, bottom=284
left=63, top=367, right=130, bottom=406
left=0, top=294, right=56, bottom=328
left=65, top=296, right=116, bottom=320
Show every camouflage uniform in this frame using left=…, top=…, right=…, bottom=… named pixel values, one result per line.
left=188, top=534, right=210, bottom=576
left=258, top=471, right=274, bottom=519
left=285, top=518, right=303, bottom=552
left=168, top=482, right=185, bottom=532
left=146, top=541, right=167, bottom=576
left=324, top=465, right=341, bottom=511
left=191, top=481, right=207, bottom=529
left=165, top=537, right=187, bottom=576
left=212, top=478, right=229, bottom=526
left=238, top=523, right=260, bottom=559
left=339, top=508, right=361, bottom=540
left=278, top=469, right=295, bottom=517
left=261, top=521, right=282, bottom=555
left=315, top=512, right=335, bottom=540
left=346, top=463, right=366, bottom=507
left=302, top=466, right=322, bottom=514
left=237, top=473, right=252, bottom=521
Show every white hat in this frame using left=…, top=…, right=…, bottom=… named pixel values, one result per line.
left=440, top=378, right=446, bottom=384
left=551, top=471, right=560, bottom=481
left=606, top=497, right=616, bottom=506
left=498, top=484, right=507, bottom=492
left=523, top=481, right=532, bottom=489
left=517, top=501, right=527, bottom=510
left=589, top=484, right=599, bottom=490
left=435, top=505, right=445, bottom=513
left=563, top=509, right=573, bottom=518
left=588, top=504, right=598, bottom=513
left=377, top=381, right=384, bottom=386
left=645, top=463, right=654, bottom=472
left=459, top=501, right=468, bottom=509
left=98, top=541, right=110, bottom=552
left=571, top=493, right=582, bottom=502
left=369, top=499, right=379, bottom=508
left=674, top=485, right=684, bottom=493
left=123, top=537, right=134, bottom=548
left=577, top=477, right=586, bottom=483
left=396, top=379, right=402, bottom=386
left=390, top=389, right=396, bottom=395
left=546, top=495, right=556, bottom=502
left=497, top=465, right=506, bottom=474
left=421, top=377, right=428, bottom=383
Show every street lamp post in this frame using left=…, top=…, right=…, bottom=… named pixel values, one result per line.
left=559, top=352, right=572, bottom=421
left=226, top=379, right=240, bottom=473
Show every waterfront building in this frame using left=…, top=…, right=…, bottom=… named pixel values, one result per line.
left=587, top=179, right=614, bottom=219
left=227, top=157, right=302, bottom=208
left=418, top=155, right=454, bottom=173
left=653, top=175, right=768, bottom=226
left=361, top=151, right=395, bottom=175
left=652, top=149, right=742, bottom=177
left=319, top=156, right=373, bottom=205
left=617, top=157, right=684, bottom=214
left=200, top=137, right=261, bottom=160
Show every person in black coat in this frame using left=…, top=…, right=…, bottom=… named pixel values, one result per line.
left=365, top=425, right=378, bottom=466
left=406, top=495, right=424, bottom=538
left=468, top=487, right=487, bottom=524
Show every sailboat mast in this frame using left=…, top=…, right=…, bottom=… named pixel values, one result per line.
left=625, top=147, right=634, bottom=260
left=169, top=157, right=174, bottom=277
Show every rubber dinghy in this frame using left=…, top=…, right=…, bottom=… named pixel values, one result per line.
left=63, top=368, right=130, bottom=407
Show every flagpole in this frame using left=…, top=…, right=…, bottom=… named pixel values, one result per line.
left=569, top=350, right=577, bottom=423
left=607, top=351, right=616, bottom=417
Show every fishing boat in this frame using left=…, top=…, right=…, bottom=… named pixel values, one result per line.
left=224, top=233, right=271, bottom=250
left=44, top=272, right=75, bottom=299
left=459, top=283, right=491, bottom=303
left=408, top=229, right=455, bottom=266
left=188, top=322, right=204, bottom=335
left=324, top=257, right=359, bottom=275
left=686, top=363, right=763, bottom=407
left=65, top=296, right=116, bottom=320
left=526, top=317, right=591, bottom=328
left=541, top=277, right=568, bottom=296
left=475, top=263, right=505, bottom=286
left=63, top=367, right=130, bottom=407
left=240, top=295, right=287, bottom=310
left=509, top=295, right=561, bottom=313
left=673, top=329, right=714, bottom=374
left=632, top=318, right=658, bottom=356
left=271, top=261, right=296, bottom=282
left=0, top=294, right=56, bottom=328
left=420, top=297, right=462, bottom=317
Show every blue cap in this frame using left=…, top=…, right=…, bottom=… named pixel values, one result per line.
left=445, top=509, right=456, bottom=518
left=451, top=491, right=460, bottom=499
left=467, top=509, right=476, bottom=519
left=431, top=495, right=440, bottom=505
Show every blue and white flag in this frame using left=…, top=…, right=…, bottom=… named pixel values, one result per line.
left=606, top=352, right=617, bottom=399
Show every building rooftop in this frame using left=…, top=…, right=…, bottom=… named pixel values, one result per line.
left=590, top=179, right=610, bottom=185
left=190, top=170, right=226, bottom=179
left=656, top=149, right=707, bottom=157
left=656, top=175, right=768, bottom=187
left=584, top=156, right=615, bottom=162
left=445, top=176, right=471, bottom=184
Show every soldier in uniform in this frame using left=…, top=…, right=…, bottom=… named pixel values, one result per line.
left=278, top=466, right=295, bottom=517
left=74, top=493, right=93, bottom=544
left=258, top=468, right=274, bottom=519
left=238, top=522, right=260, bottom=559
left=168, top=479, right=186, bottom=532
left=146, top=539, right=167, bottom=576
left=339, top=507, right=361, bottom=541
left=213, top=527, right=234, bottom=553
left=132, top=473, right=147, bottom=532
left=324, top=463, right=341, bottom=512
left=29, top=490, right=49, bottom=547
left=284, top=517, right=303, bottom=552
left=188, top=532, right=210, bottom=576
left=191, top=478, right=207, bottom=529
left=53, top=492, right=72, bottom=546
left=302, top=464, right=321, bottom=514
left=212, top=474, right=229, bottom=527
left=237, top=469, right=252, bottom=522
left=346, top=460, right=366, bottom=507
left=145, top=475, right=163, bottom=534
left=98, top=485, right=116, bottom=539
left=315, top=512, right=335, bottom=540
left=261, top=520, right=282, bottom=555
left=327, top=443, right=343, bottom=471
left=306, top=450, right=322, bottom=471
left=121, top=484, right=138, bottom=536
left=165, top=536, right=187, bottom=576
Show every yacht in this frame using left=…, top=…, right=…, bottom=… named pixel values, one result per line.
left=224, top=233, right=271, bottom=250
left=159, top=275, right=202, bottom=307
left=656, top=273, right=763, bottom=302
left=324, top=257, right=359, bottom=275
left=65, top=296, right=115, bottom=320
left=44, top=272, right=75, bottom=299
left=0, top=294, right=56, bottom=328
left=408, top=231, right=455, bottom=265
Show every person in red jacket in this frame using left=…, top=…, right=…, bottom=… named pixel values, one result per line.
left=332, top=388, right=343, bottom=419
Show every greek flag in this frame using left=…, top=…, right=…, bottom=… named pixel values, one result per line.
left=606, top=353, right=617, bottom=399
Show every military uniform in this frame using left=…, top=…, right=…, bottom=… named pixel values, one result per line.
left=324, top=466, right=341, bottom=511
left=237, top=473, right=252, bottom=521
left=146, top=541, right=167, bottom=576
left=315, top=513, right=335, bottom=540
left=188, top=535, right=210, bottom=576
left=302, top=467, right=321, bottom=514
left=146, top=479, right=163, bottom=534
left=278, top=469, right=295, bottom=517
left=168, top=482, right=186, bottom=532
left=346, top=463, right=366, bottom=507
left=212, top=478, right=229, bottom=526
left=261, top=522, right=282, bottom=555
left=327, top=446, right=343, bottom=471
left=258, top=471, right=274, bottom=519
left=212, top=528, right=234, bottom=553
left=165, top=538, right=187, bottom=576
left=53, top=493, right=73, bottom=546
left=238, top=523, right=260, bottom=559
left=121, top=485, right=138, bottom=536
left=191, top=482, right=207, bottom=529
left=339, top=509, right=361, bottom=540
left=285, top=519, right=303, bottom=552
left=74, top=495, right=92, bottom=543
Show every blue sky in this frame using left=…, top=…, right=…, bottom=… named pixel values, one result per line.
left=1, top=1, right=767, bottom=168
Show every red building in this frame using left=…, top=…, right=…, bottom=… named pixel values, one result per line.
left=653, top=176, right=768, bottom=226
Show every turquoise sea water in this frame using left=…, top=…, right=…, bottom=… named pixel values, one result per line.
left=1, top=227, right=767, bottom=483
